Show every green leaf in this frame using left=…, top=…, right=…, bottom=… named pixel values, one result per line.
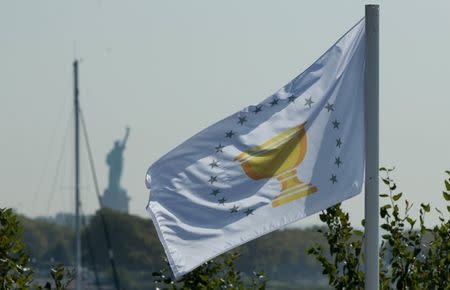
left=380, top=194, right=389, bottom=198
left=421, top=203, right=430, bottom=212
left=382, top=178, right=390, bottom=185
left=353, top=230, right=364, bottom=236
left=380, top=207, right=387, bottom=218
left=443, top=191, right=450, bottom=201
left=405, top=199, right=413, bottom=211
left=445, top=170, right=450, bottom=176
left=307, top=247, right=318, bottom=255
left=392, top=192, right=402, bottom=201
left=447, top=206, right=450, bottom=213
left=445, top=180, right=450, bottom=191
left=406, top=217, right=416, bottom=227
left=381, top=224, right=390, bottom=231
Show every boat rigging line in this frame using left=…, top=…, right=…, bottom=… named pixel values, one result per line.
left=79, top=108, right=121, bottom=290
left=46, top=111, right=72, bottom=214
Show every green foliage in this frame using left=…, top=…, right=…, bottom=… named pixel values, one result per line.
left=235, top=228, right=324, bottom=281
left=0, top=208, right=72, bottom=289
left=308, top=169, right=450, bottom=289
left=20, top=209, right=326, bottom=288
left=306, top=205, right=364, bottom=289
left=0, top=208, right=32, bottom=289
left=81, top=208, right=166, bottom=271
left=18, top=216, right=74, bottom=265
left=153, top=252, right=267, bottom=290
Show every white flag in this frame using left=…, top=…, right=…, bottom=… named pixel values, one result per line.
left=145, top=19, right=365, bottom=279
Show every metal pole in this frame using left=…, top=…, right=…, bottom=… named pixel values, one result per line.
left=364, top=5, right=379, bottom=290
left=74, top=60, right=82, bottom=290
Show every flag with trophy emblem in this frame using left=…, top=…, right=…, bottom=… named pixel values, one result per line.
left=145, top=18, right=365, bottom=279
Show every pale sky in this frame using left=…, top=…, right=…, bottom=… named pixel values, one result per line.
left=1, top=1, right=449, bottom=227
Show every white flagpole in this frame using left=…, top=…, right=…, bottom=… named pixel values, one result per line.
left=364, top=4, right=379, bottom=290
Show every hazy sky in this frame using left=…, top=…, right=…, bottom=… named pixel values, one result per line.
left=1, top=1, right=449, bottom=227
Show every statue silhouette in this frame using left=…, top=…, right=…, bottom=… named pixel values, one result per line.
left=106, top=127, right=130, bottom=191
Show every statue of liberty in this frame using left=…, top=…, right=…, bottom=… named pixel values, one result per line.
left=106, top=127, right=130, bottom=191
left=102, top=127, right=130, bottom=213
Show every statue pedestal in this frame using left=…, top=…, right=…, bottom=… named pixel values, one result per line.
left=101, top=188, right=130, bottom=213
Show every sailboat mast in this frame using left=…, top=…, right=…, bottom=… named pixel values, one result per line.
left=73, top=59, right=82, bottom=290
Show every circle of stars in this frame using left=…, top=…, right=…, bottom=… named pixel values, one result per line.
left=209, top=92, right=324, bottom=215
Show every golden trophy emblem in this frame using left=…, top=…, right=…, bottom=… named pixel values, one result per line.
left=234, top=123, right=317, bottom=207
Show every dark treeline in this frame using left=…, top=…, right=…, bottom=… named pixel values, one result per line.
left=19, top=209, right=327, bottom=287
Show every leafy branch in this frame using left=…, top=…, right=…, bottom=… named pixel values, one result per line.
left=308, top=168, right=450, bottom=289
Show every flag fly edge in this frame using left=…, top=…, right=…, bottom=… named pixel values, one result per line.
left=147, top=187, right=362, bottom=278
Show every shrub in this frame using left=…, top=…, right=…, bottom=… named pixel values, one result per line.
left=308, top=169, right=450, bottom=289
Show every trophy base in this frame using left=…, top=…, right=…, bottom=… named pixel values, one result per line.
left=272, top=170, right=317, bottom=207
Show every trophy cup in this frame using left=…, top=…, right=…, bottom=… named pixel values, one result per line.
left=234, top=123, right=317, bottom=207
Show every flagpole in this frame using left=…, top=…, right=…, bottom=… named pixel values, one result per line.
left=364, top=4, right=379, bottom=290
left=73, top=59, right=82, bottom=290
